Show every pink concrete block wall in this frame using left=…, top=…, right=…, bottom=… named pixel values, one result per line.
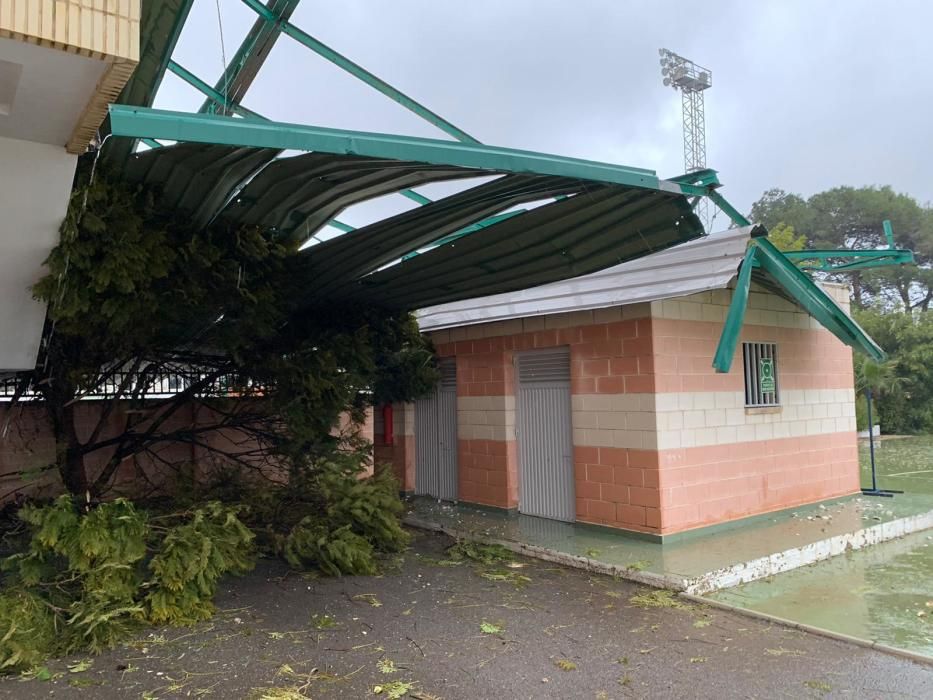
left=649, top=318, right=855, bottom=393
left=657, top=432, right=859, bottom=533
left=457, top=438, right=517, bottom=508
left=436, top=316, right=662, bottom=530
left=573, top=446, right=662, bottom=532
left=417, top=297, right=861, bottom=538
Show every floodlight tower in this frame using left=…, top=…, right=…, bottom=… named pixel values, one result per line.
left=659, top=48, right=713, bottom=230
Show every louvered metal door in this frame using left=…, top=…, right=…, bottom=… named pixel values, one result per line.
left=414, top=359, right=458, bottom=500
left=517, top=349, right=575, bottom=522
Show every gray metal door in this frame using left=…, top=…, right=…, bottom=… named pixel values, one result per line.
left=414, top=359, right=458, bottom=500
left=517, top=349, right=574, bottom=521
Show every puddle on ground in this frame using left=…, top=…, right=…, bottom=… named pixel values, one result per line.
left=859, top=435, right=933, bottom=496
left=708, top=529, right=933, bottom=656
left=711, top=436, right=933, bottom=658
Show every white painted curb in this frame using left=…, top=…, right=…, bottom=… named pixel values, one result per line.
left=406, top=506, right=933, bottom=596
left=682, top=508, right=933, bottom=595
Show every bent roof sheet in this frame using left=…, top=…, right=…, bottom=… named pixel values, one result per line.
left=418, top=226, right=884, bottom=365
left=108, top=108, right=706, bottom=310
left=417, top=226, right=757, bottom=330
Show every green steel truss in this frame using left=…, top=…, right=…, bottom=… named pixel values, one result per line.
left=200, top=0, right=301, bottom=117
left=119, top=0, right=766, bottom=262
left=712, top=237, right=885, bottom=373
left=782, top=221, right=915, bottom=271
left=238, top=0, right=480, bottom=144
left=105, top=1, right=891, bottom=368
left=108, top=106, right=722, bottom=200
left=783, top=248, right=915, bottom=271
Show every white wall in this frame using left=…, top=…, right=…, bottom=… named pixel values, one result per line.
left=0, top=136, right=76, bottom=370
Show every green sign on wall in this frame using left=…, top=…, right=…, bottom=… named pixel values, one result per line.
left=759, top=357, right=775, bottom=393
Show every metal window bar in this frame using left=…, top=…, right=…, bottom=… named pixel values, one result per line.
left=742, top=342, right=779, bottom=407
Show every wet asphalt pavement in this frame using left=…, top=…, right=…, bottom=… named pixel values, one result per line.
left=1, top=529, right=930, bottom=699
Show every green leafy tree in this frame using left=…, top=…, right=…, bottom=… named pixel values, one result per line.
left=853, top=356, right=904, bottom=431
left=750, top=186, right=933, bottom=312
left=0, top=157, right=437, bottom=670
left=9, top=163, right=437, bottom=501
left=852, top=308, right=933, bottom=433
left=766, top=223, right=807, bottom=252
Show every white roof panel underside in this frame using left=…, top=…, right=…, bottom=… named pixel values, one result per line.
left=417, top=226, right=755, bottom=331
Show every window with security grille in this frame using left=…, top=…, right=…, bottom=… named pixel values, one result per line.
left=743, top=342, right=780, bottom=407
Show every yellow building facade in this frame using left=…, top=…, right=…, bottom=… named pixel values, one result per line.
left=0, top=1, right=139, bottom=371
left=0, top=0, right=139, bottom=152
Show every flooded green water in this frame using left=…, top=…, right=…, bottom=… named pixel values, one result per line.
left=711, top=436, right=933, bottom=657
left=860, top=435, right=933, bottom=496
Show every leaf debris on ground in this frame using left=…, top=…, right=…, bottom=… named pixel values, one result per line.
left=480, top=621, right=503, bottom=635
left=628, top=589, right=691, bottom=610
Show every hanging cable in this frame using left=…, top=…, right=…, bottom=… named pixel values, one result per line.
left=214, top=0, right=228, bottom=113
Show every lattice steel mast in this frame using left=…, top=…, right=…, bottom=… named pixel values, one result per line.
left=659, top=49, right=712, bottom=230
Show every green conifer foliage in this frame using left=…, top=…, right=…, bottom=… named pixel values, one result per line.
left=283, top=519, right=376, bottom=576
left=0, top=498, right=254, bottom=672
left=144, top=502, right=255, bottom=625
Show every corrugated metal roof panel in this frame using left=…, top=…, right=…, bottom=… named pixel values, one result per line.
left=416, top=226, right=754, bottom=330
left=123, top=143, right=281, bottom=228
left=108, top=114, right=707, bottom=311
left=350, top=188, right=699, bottom=309
left=222, top=153, right=481, bottom=238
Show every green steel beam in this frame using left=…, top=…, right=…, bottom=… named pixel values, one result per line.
left=399, top=189, right=433, bottom=206
left=711, top=239, right=885, bottom=373
left=108, top=106, right=678, bottom=193
left=752, top=238, right=884, bottom=362
left=819, top=254, right=914, bottom=271
left=327, top=220, right=356, bottom=233
left=199, top=0, right=301, bottom=116
left=169, top=61, right=265, bottom=119
left=883, top=219, right=896, bottom=247
left=239, top=0, right=481, bottom=144
left=781, top=219, right=914, bottom=271
left=141, top=138, right=163, bottom=149
left=785, top=249, right=914, bottom=259
left=712, top=245, right=757, bottom=372
left=706, top=188, right=751, bottom=228
left=783, top=248, right=915, bottom=272
left=667, top=168, right=721, bottom=188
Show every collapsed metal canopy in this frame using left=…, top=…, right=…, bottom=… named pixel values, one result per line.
left=416, top=226, right=884, bottom=371
left=109, top=107, right=709, bottom=311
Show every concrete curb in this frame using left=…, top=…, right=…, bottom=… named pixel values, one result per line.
left=407, top=506, right=933, bottom=596
left=403, top=515, right=687, bottom=591
left=681, top=592, right=933, bottom=667
left=683, top=507, right=933, bottom=595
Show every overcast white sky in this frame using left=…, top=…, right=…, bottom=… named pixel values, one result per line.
left=154, top=0, right=932, bottom=227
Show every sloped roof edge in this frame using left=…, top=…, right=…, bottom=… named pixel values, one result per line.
left=417, top=226, right=755, bottom=331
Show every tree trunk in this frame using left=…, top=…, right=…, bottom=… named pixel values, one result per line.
left=851, top=275, right=865, bottom=309
left=898, top=282, right=913, bottom=315
left=52, top=402, right=89, bottom=496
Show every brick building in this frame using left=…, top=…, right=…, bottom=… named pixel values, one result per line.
left=376, top=227, right=878, bottom=538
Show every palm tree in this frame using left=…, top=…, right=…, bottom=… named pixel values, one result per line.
left=855, top=358, right=904, bottom=400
